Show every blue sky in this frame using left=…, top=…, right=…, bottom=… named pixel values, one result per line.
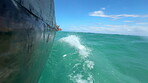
left=54, top=0, right=148, bottom=36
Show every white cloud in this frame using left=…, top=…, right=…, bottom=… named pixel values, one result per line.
left=136, top=22, right=148, bottom=25
left=101, top=8, right=106, bottom=10
left=89, top=10, right=109, bottom=17
left=124, top=20, right=134, bottom=22
left=68, top=24, right=148, bottom=36
left=89, top=10, right=148, bottom=19
left=67, top=9, right=148, bottom=36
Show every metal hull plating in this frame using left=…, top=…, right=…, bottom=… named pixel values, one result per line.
left=0, top=0, right=56, bottom=83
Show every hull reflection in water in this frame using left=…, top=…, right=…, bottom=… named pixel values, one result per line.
left=0, top=0, right=56, bottom=83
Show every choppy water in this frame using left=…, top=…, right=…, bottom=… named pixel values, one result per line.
left=39, top=31, right=148, bottom=83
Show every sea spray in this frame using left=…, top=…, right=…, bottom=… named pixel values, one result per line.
left=59, top=35, right=95, bottom=83
left=60, top=35, right=91, bottom=59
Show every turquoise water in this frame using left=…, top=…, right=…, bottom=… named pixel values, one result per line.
left=39, top=31, right=148, bottom=83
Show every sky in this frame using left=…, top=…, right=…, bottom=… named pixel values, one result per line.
left=54, top=0, right=148, bottom=36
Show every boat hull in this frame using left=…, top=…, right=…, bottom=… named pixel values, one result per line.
left=0, top=0, right=56, bottom=83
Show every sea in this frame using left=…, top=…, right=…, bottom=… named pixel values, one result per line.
left=39, top=31, right=148, bottom=83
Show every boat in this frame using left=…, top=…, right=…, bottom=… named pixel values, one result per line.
left=0, top=0, right=56, bottom=83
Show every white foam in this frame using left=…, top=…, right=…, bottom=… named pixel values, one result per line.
left=84, top=60, right=94, bottom=70
left=59, top=35, right=90, bottom=58
left=63, top=54, right=67, bottom=57
left=69, top=74, right=94, bottom=83
left=59, top=35, right=94, bottom=83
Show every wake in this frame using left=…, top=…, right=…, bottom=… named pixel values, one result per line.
left=59, top=35, right=94, bottom=83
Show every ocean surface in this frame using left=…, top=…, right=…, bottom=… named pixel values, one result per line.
left=39, top=31, right=148, bottom=83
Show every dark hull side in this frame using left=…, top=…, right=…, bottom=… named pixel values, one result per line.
left=0, top=0, right=56, bottom=83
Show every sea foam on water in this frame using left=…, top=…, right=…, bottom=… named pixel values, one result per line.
left=60, top=35, right=91, bottom=58
left=59, top=35, right=94, bottom=83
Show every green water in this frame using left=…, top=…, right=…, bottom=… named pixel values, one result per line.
left=39, top=31, right=148, bottom=83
